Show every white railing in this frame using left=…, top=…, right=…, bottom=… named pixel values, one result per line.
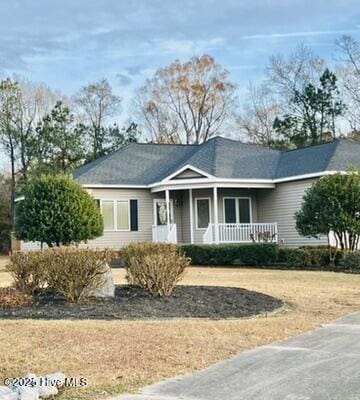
left=203, top=224, right=214, bottom=244
left=152, top=224, right=177, bottom=243
left=203, top=223, right=278, bottom=244
left=168, top=223, right=177, bottom=244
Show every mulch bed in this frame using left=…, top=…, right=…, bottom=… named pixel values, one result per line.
left=0, top=285, right=284, bottom=320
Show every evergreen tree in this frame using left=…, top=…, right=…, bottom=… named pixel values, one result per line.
left=15, top=174, right=103, bottom=247
left=34, top=101, right=86, bottom=174
left=274, top=69, right=345, bottom=148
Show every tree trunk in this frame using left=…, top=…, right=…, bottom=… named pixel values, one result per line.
left=328, top=233, right=337, bottom=266
left=9, top=140, right=16, bottom=230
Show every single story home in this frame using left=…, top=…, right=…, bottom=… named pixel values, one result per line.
left=20, top=136, right=360, bottom=250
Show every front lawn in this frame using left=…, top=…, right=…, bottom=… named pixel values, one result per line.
left=0, top=265, right=359, bottom=399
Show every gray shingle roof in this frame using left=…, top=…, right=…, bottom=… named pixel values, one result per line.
left=74, top=137, right=360, bottom=185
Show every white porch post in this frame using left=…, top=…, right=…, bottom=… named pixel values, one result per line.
left=189, top=189, right=194, bottom=244
left=165, top=189, right=170, bottom=234
left=213, top=186, right=219, bottom=244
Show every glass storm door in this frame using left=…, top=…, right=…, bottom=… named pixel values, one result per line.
left=154, top=199, right=174, bottom=226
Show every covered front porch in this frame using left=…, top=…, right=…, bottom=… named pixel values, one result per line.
left=151, top=185, right=278, bottom=245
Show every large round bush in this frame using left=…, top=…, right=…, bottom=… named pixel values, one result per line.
left=296, top=170, right=360, bottom=251
left=15, top=174, right=103, bottom=247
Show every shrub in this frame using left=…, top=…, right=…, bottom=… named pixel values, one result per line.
left=278, top=246, right=343, bottom=269
left=0, top=287, right=32, bottom=309
left=123, top=243, right=189, bottom=297
left=181, top=243, right=278, bottom=266
left=296, top=170, right=360, bottom=251
left=6, top=251, right=47, bottom=294
left=15, top=174, right=103, bottom=247
left=7, top=248, right=119, bottom=302
left=44, top=248, right=116, bottom=303
left=341, top=251, right=360, bottom=273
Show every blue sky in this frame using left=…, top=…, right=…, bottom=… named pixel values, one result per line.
left=0, top=0, right=359, bottom=157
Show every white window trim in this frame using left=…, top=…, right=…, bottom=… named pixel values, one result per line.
left=195, top=197, right=212, bottom=230
left=100, top=199, right=131, bottom=232
left=223, top=197, right=252, bottom=224
left=153, top=198, right=174, bottom=226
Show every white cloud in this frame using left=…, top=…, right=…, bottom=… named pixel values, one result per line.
left=149, top=37, right=226, bottom=56
left=240, top=29, right=359, bottom=40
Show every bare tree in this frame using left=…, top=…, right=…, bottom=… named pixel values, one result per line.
left=134, top=55, right=236, bottom=144
left=336, top=35, right=360, bottom=130
left=237, top=83, right=283, bottom=148
left=0, top=78, right=19, bottom=226
left=267, top=44, right=326, bottom=106
left=0, top=77, right=61, bottom=226
left=13, top=77, right=62, bottom=180
left=133, top=87, right=181, bottom=144
left=74, top=79, right=122, bottom=158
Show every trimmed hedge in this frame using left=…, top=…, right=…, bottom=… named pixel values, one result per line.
left=123, top=242, right=189, bottom=297
left=7, top=248, right=120, bottom=302
left=180, top=243, right=352, bottom=272
left=180, top=244, right=278, bottom=266
left=341, top=251, right=360, bottom=272
left=278, top=246, right=344, bottom=269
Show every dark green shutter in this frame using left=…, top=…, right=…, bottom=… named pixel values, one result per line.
left=130, top=200, right=138, bottom=231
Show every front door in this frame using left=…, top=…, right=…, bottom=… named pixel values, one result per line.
left=153, top=199, right=174, bottom=226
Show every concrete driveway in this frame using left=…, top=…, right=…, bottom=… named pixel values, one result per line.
left=116, top=312, right=360, bottom=400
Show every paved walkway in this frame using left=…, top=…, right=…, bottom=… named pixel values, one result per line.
left=114, top=312, right=360, bottom=400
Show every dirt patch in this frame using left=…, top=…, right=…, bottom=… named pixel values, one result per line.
left=0, top=285, right=283, bottom=320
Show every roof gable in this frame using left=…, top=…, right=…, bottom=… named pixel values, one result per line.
left=168, top=167, right=210, bottom=180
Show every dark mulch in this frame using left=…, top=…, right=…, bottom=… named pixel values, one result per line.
left=0, top=285, right=284, bottom=320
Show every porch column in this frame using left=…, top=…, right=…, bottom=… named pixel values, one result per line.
left=189, top=189, right=194, bottom=244
left=213, top=186, right=219, bottom=244
left=165, top=189, right=171, bottom=234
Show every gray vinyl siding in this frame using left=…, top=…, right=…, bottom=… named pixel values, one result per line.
left=257, top=179, right=328, bottom=247
left=20, top=182, right=322, bottom=250
left=87, top=188, right=186, bottom=248
left=84, top=188, right=156, bottom=249
left=181, top=191, right=191, bottom=244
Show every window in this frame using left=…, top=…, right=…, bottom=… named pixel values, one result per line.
left=224, top=198, right=236, bottom=223
left=196, top=198, right=211, bottom=229
left=238, top=198, right=251, bottom=223
left=102, top=201, right=114, bottom=230
left=117, top=201, right=130, bottom=230
left=223, top=197, right=252, bottom=224
left=101, top=200, right=130, bottom=231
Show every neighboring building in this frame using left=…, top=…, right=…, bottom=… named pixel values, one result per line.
left=20, top=137, right=360, bottom=250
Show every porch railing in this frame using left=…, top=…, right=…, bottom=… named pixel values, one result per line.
left=203, top=224, right=214, bottom=244
left=152, top=224, right=177, bottom=243
left=203, top=223, right=278, bottom=244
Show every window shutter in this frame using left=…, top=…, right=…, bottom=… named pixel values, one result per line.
left=130, top=200, right=138, bottom=231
